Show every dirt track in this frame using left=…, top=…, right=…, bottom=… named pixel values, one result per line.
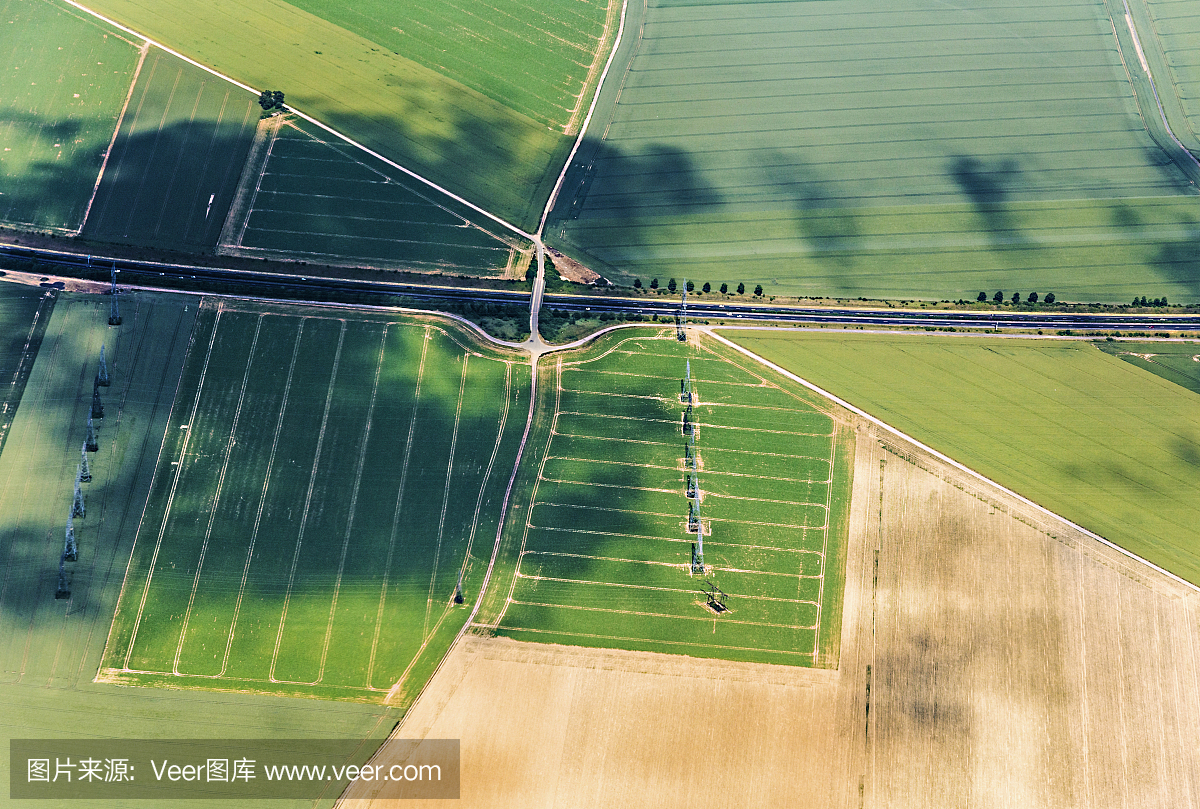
left=341, top=421, right=1200, bottom=807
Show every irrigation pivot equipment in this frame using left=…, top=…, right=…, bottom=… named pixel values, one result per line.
left=79, top=443, right=91, bottom=482
left=71, top=471, right=85, bottom=518
left=676, top=280, right=687, bottom=342
left=91, top=380, right=104, bottom=420
left=64, top=514, right=77, bottom=562
left=108, top=265, right=121, bottom=326
left=96, top=345, right=110, bottom=387
left=680, top=360, right=693, bottom=403
left=85, top=414, right=98, bottom=452
left=55, top=557, right=70, bottom=599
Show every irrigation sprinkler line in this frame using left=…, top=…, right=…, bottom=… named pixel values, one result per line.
left=78, top=41, right=149, bottom=236
left=219, top=319, right=304, bottom=677
left=708, top=329, right=1200, bottom=596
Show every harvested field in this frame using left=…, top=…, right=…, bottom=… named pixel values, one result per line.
left=341, top=422, right=1200, bottom=808
left=220, top=118, right=530, bottom=276
left=82, top=46, right=259, bottom=250
left=0, top=0, right=141, bottom=231
left=548, top=0, right=1200, bottom=301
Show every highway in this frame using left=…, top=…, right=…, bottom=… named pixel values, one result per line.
left=4, top=242, right=1198, bottom=332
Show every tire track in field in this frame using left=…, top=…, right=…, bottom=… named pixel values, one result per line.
left=172, top=315, right=262, bottom=676
left=268, top=321, right=345, bottom=685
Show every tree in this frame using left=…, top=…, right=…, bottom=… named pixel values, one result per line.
left=1027, top=292, right=1038, bottom=303
left=977, top=291, right=987, bottom=302
left=720, top=283, right=728, bottom=294
left=1045, top=292, right=1055, bottom=304
left=259, top=90, right=285, bottom=111
left=650, top=278, right=658, bottom=290
left=525, top=265, right=536, bottom=282
left=685, top=280, right=695, bottom=292
left=1161, top=296, right=1169, bottom=307
left=702, top=282, right=711, bottom=293
left=668, top=278, right=677, bottom=292
left=1140, top=296, right=1148, bottom=306
left=1011, top=292, right=1020, bottom=304
left=633, top=278, right=642, bottom=289
left=993, top=290, right=1003, bottom=303
left=754, top=284, right=764, bottom=296
left=736, top=282, right=745, bottom=295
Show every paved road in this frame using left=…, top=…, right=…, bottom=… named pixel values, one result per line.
left=3, top=242, right=1197, bottom=332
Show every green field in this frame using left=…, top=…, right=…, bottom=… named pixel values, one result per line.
left=100, top=302, right=531, bottom=701
left=82, top=46, right=259, bottom=250
left=0, top=0, right=140, bottom=231
left=222, top=118, right=530, bottom=276
left=79, top=0, right=619, bottom=230
left=729, top=330, right=1200, bottom=586
left=1143, top=0, right=1200, bottom=150
left=489, top=330, right=853, bottom=666
left=1098, top=338, right=1200, bottom=393
left=280, top=0, right=616, bottom=130
left=548, top=0, right=1200, bottom=302
left=0, top=283, right=52, bottom=454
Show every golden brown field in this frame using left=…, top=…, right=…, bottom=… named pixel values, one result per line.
left=341, top=421, right=1200, bottom=807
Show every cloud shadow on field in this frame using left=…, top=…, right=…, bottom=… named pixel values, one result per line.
left=947, top=155, right=1027, bottom=248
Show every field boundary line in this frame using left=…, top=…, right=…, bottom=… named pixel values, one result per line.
left=708, top=329, right=1200, bottom=595
left=77, top=41, right=148, bottom=235
left=492, top=357, right=562, bottom=629
left=453, top=361, right=515, bottom=606
left=564, top=0, right=622, bottom=135
left=94, top=300, right=196, bottom=677
left=317, top=326, right=389, bottom=683
left=1119, top=0, right=1200, bottom=173
left=368, top=328, right=431, bottom=689
left=172, top=314, right=263, bottom=676
left=538, top=0, right=630, bottom=234
left=225, top=115, right=283, bottom=250
left=219, top=318, right=305, bottom=677
left=268, top=321, right=346, bottom=684
left=122, top=303, right=223, bottom=670
left=423, top=353, right=468, bottom=640
left=60, top=0, right=534, bottom=242
left=812, top=423, right=837, bottom=658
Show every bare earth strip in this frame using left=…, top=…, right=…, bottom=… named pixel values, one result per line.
left=341, top=415, right=1200, bottom=807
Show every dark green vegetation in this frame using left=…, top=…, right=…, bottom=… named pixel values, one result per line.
left=0, top=288, right=392, bottom=809
left=731, top=331, right=1200, bottom=586
left=80, top=0, right=618, bottom=230
left=0, top=0, right=140, bottom=231
left=223, top=119, right=529, bottom=276
left=489, top=330, right=853, bottom=666
left=1098, top=339, right=1200, bottom=393
left=101, top=301, right=531, bottom=701
left=0, top=284, right=52, bottom=454
left=548, top=0, right=1200, bottom=302
left=82, top=47, right=259, bottom=250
